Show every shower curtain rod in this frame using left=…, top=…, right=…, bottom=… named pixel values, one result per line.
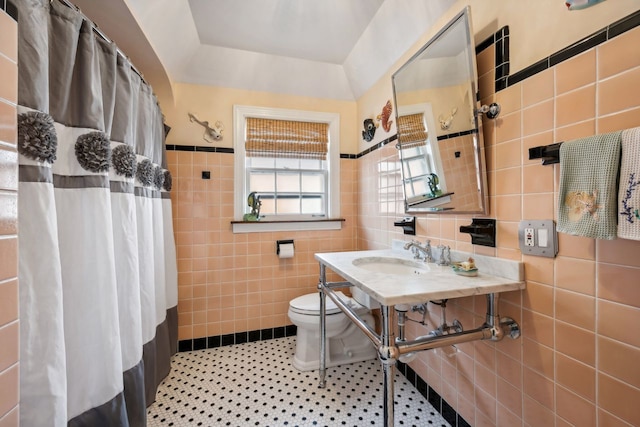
left=55, top=0, right=148, bottom=85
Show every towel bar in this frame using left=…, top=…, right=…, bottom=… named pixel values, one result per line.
left=528, top=142, right=562, bottom=165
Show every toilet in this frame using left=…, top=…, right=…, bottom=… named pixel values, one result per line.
left=288, top=288, right=378, bottom=371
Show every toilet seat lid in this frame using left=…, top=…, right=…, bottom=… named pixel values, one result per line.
left=289, top=292, right=347, bottom=315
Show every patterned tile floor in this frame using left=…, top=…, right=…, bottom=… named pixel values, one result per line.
left=147, top=337, right=450, bottom=427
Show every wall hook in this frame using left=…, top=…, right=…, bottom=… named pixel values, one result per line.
left=459, top=218, right=496, bottom=247
left=394, top=216, right=416, bottom=235
left=477, top=103, right=501, bottom=119
left=528, top=142, right=562, bottom=165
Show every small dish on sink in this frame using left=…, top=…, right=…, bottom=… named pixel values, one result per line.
left=451, top=265, right=478, bottom=277
left=451, top=258, right=478, bottom=277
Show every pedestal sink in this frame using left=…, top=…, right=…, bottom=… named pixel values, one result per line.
left=352, top=257, right=430, bottom=276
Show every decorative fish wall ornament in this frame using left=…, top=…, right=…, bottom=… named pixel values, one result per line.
left=439, top=107, right=458, bottom=130
left=565, top=0, right=606, bottom=10
left=361, top=118, right=377, bottom=142
left=188, top=112, right=224, bottom=143
left=377, top=100, right=393, bottom=132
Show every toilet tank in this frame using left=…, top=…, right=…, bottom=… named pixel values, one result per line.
left=351, top=286, right=380, bottom=309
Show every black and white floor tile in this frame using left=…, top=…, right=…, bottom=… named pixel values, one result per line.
left=148, top=337, right=450, bottom=427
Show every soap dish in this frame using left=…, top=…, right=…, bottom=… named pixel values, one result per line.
left=451, top=265, right=478, bottom=277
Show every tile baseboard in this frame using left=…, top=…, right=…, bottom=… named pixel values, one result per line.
left=178, top=325, right=297, bottom=352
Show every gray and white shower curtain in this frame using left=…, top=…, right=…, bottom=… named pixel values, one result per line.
left=14, top=1, right=178, bottom=426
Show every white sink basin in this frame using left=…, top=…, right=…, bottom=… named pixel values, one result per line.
left=352, top=257, right=430, bottom=276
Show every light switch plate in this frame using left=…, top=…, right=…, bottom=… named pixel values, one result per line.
left=518, top=220, right=558, bottom=258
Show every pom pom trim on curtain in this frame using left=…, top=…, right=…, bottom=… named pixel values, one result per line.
left=13, top=1, right=178, bottom=426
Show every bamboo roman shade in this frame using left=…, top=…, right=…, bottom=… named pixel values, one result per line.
left=397, top=113, right=428, bottom=148
left=245, top=117, right=329, bottom=160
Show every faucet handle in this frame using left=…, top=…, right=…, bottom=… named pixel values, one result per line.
left=410, top=246, right=421, bottom=259
left=436, top=245, right=452, bottom=266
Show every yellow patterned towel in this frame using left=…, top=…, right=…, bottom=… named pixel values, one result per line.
left=557, top=131, right=622, bottom=239
left=618, top=127, right=640, bottom=240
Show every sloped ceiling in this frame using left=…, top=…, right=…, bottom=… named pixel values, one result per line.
left=73, top=0, right=455, bottom=102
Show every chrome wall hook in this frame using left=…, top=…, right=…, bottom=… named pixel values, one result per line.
left=478, top=102, right=501, bottom=119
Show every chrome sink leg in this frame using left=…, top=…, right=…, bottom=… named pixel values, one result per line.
left=318, top=264, right=327, bottom=389
left=379, top=305, right=398, bottom=427
left=485, top=293, right=521, bottom=341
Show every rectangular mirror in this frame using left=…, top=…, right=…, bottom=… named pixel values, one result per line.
left=392, top=6, right=487, bottom=214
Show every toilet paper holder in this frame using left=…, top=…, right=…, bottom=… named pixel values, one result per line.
left=276, top=239, right=294, bottom=255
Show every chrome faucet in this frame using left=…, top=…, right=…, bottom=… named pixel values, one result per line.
left=403, top=240, right=433, bottom=263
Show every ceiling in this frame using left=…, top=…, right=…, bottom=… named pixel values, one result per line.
left=189, top=0, right=385, bottom=65
left=73, top=0, right=455, bottom=102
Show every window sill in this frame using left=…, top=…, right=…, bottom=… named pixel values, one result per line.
left=231, top=218, right=345, bottom=233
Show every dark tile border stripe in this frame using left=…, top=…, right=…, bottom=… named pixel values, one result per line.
left=503, top=8, right=640, bottom=90
left=507, top=57, right=549, bottom=87
left=166, top=134, right=397, bottom=160
left=494, top=26, right=510, bottom=93
left=476, top=26, right=511, bottom=92
left=177, top=325, right=297, bottom=352
left=549, top=29, right=607, bottom=67
left=3, top=0, right=17, bottom=20
left=355, top=133, right=398, bottom=159
left=436, top=129, right=477, bottom=141
left=609, top=8, right=640, bottom=38
left=165, top=144, right=234, bottom=153
left=475, top=33, right=495, bottom=55
left=397, top=361, right=472, bottom=427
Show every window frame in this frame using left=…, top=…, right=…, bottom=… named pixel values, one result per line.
left=233, top=105, right=341, bottom=231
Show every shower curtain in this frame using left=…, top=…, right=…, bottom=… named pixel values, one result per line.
left=14, top=0, right=178, bottom=426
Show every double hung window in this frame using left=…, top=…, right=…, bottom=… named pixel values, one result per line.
left=397, top=112, right=434, bottom=201
left=234, top=106, right=340, bottom=226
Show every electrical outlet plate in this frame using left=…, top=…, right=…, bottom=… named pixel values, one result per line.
left=518, top=219, right=558, bottom=258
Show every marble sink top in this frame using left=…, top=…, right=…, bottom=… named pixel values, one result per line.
left=315, top=248, right=525, bottom=306
left=351, top=256, right=431, bottom=276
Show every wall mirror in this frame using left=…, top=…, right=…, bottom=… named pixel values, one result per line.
left=392, top=6, right=487, bottom=214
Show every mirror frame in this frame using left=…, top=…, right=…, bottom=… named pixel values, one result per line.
left=391, top=6, right=487, bottom=215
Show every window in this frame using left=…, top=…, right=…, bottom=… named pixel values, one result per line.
left=396, top=104, right=451, bottom=209
left=233, top=106, right=341, bottom=230
left=397, top=112, right=434, bottom=201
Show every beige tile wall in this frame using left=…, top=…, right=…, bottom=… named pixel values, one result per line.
left=0, top=9, right=19, bottom=427
left=169, top=18, right=640, bottom=427
left=355, top=25, right=640, bottom=426
left=167, top=150, right=358, bottom=340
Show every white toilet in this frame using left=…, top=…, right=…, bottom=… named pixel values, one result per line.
left=288, top=288, right=378, bottom=371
